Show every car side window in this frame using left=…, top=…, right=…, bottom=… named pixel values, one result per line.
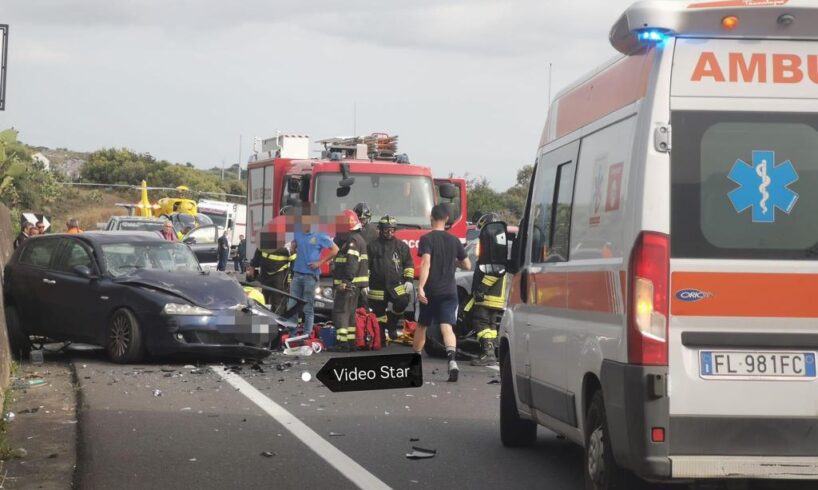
left=19, top=239, right=62, bottom=268
left=55, top=241, right=95, bottom=273
left=188, top=226, right=216, bottom=244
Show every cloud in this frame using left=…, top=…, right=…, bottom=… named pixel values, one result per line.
left=6, top=0, right=628, bottom=57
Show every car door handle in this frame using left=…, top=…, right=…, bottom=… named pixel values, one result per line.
left=42, top=278, right=56, bottom=285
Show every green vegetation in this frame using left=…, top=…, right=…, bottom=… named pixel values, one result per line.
left=81, top=148, right=245, bottom=202
left=466, top=164, right=533, bottom=223
left=0, top=129, right=66, bottom=234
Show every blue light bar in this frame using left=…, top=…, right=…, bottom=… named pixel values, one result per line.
left=635, top=29, right=670, bottom=44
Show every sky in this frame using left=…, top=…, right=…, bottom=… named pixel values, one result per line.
left=1, top=0, right=641, bottom=190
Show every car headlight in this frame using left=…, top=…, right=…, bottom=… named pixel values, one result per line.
left=322, top=287, right=333, bottom=299
left=162, top=303, right=213, bottom=316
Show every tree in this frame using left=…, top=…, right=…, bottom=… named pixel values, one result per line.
left=466, top=176, right=504, bottom=223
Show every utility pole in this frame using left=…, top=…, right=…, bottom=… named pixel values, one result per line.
left=237, top=134, right=242, bottom=181
left=547, top=62, right=553, bottom=106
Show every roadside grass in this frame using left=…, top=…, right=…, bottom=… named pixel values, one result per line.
left=0, top=361, right=20, bottom=461
left=51, top=188, right=131, bottom=232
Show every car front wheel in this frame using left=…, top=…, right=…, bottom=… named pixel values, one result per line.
left=107, top=308, right=144, bottom=364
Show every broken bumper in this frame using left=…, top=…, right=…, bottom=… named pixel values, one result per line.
left=143, top=308, right=280, bottom=360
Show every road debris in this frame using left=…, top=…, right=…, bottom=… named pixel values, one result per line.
left=11, top=448, right=27, bottom=459
left=405, top=446, right=436, bottom=460
left=30, top=349, right=44, bottom=365
left=261, top=451, right=276, bottom=457
left=4, top=412, right=15, bottom=423
left=152, top=389, right=163, bottom=397
left=18, top=407, right=40, bottom=414
left=251, top=363, right=265, bottom=373
left=328, top=432, right=344, bottom=437
left=409, top=438, right=419, bottom=442
left=487, top=379, right=500, bottom=384
left=275, top=362, right=293, bottom=372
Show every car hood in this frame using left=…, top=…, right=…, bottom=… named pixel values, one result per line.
left=114, top=270, right=247, bottom=309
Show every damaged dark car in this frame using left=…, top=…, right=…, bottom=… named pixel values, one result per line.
left=2, top=232, right=288, bottom=363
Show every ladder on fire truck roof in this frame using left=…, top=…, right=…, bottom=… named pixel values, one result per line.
left=316, top=133, right=399, bottom=161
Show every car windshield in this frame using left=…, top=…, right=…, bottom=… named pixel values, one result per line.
left=116, top=220, right=166, bottom=232
left=102, top=242, right=201, bottom=277
left=314, top=173, right=434, bottom=228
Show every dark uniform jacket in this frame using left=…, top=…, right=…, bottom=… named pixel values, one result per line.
left=13, top=232, right=29, bottom=250
left=367, top=237, right=414, bottom=302
left=250, top=247, right=294, bottom=279
left=361, top=223, right=379, bottom=244
left=332, top=231, right=369, bottom=288
left=465, top=264, right=507, bottom=312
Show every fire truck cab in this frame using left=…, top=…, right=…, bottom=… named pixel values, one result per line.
left=246, top=133, right=467, bottom=315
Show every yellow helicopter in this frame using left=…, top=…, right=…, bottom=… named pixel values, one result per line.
left=127, top=180, right=198, bottom=218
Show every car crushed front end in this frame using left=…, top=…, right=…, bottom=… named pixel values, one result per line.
left=114, top=270, right=285, bottom=360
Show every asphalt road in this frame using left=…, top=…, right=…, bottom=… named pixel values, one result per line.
left=60, top=345, right=813, bottom=490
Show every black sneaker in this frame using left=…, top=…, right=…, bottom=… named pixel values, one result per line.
left=447, top=360, right=459, bottom=382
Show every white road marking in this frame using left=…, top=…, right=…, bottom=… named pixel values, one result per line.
left=211, top=366, right=391, bottom=490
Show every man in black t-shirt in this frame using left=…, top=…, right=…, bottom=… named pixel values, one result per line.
left=415, top=204, right=471, bottom=382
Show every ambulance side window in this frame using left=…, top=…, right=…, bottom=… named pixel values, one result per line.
left=550, top=162, right=576, bottom=261
left=530, top=141, right=580, bottom=264
left=530, top=164, right=557, bottom=263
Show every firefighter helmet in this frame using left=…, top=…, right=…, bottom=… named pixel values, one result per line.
left=476, top=213, right=500, bottom=230
left=353, top=202, right=372, bottom=225
left=377, top=215, right=398, bottom=230
left=343, top=209, right=362, bottom=231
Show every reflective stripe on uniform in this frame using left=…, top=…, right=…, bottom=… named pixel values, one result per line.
left=477, top=328, right=498, bottom=340
left=261, top=252, right=290, bottom=261
left=393, top=285, right=406, bottom=296
left=347, top=249, right=361, bottom=258
left=463, top=297, right=475, bottom=312
left=335, top=257, right=348, bottom=263
left=481, top=276, right=500, bottom=287
left=368, top=290, right=385, bottom=300
left=351, top=276, right=368, bottom=284
left=403, top=268, right=414, bottom=279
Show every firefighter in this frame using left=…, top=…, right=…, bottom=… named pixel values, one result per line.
left=332, top=210, right=370, bottom=351
left=354, top=202, right=379, bottom=244
left=248, top=212, right=296, bottom=313
left=367, top=215, right=414, bottom=343
left=464, top=213, right=506, bottom=366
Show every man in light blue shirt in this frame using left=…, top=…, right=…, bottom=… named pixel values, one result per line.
left=288, top=214, right=338, bottom=337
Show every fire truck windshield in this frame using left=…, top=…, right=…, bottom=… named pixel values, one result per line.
left=314, top=173, right=434, bottom=228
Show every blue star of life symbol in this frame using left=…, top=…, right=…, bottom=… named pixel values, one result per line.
left=727, top=150, right=799, bottom=223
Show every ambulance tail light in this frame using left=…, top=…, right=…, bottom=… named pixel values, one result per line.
left=628, top=232, right=669, bottom=366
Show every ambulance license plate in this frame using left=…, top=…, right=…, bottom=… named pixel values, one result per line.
left=700, top=351, right=816, bottom=379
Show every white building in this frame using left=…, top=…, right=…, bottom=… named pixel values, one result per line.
left=31, top=152, right=51, bottom=171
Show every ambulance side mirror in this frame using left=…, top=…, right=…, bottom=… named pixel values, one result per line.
left=479, top=221, right=509, bottom=267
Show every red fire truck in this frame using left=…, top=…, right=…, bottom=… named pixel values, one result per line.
left=246, top=133, right=467, bottom=315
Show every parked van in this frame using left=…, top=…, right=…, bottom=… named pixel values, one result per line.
left=484, top=1, right=818, bottom=488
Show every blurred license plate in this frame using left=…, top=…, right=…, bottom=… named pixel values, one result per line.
left=700, top=351, right=816, bottom=379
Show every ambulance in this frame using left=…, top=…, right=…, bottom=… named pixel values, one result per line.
left=485, top=1, right=818, bottom=488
